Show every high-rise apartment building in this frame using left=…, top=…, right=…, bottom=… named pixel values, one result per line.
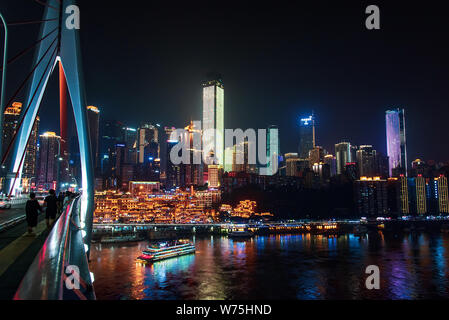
left=354, top=177, right=388, bottom=217
left=434, top=175, right=449, bottom=214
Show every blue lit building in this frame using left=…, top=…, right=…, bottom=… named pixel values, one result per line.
left=298, top=114, right=315, bottom=159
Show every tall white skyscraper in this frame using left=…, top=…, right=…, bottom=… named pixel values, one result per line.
left=202, top=75, right=224, bottom=166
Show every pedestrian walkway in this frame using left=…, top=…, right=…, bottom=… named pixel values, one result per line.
left=0, top=213, right=50, bottom=299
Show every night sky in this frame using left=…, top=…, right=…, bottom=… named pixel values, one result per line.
left=2, top=1, right=449, bottom=162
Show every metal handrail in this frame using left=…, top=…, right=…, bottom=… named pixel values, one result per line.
left=14, top=195, right=95, bottom=300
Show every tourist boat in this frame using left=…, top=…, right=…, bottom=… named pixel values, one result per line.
left=99, top=235, right=144, bottom=243
left=228, top=229, right=254, bottom=238
left=136, top=240, right=195, bottom=263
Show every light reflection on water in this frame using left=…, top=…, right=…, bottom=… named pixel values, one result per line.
left=90, top=233, right=449, bottom=300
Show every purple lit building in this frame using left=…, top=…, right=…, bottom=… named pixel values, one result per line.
left=386, top=109, right=407, bottom=177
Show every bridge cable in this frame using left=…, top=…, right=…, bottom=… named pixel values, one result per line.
left=0, top=27, right=58, bottom=71
left=7, top=47, right=58, bottom=199
left=7, top=18, right=58, bottom=27
left=2, top=35, right=58, bottom=114
left=33, top=0, right=60, bottom=11
left=1, top=40, right=58, bottom=165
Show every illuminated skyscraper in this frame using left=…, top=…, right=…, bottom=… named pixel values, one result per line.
left=23, top=116, right=40, bottom=179
left=386, top=108, right=407, bottom=177
left=354, top=177, right=388, bottom=217
left=324, top=154, right=337, bottom=177
left=2, top=102, right=22, bottom=157
left=138, top=124, right=159, bottom=164
left=309, top=146, right=325, bottom=167
left=356, top=145, right=377, bottom=178
left=414, top=175, right=427, bottom=215
left=224, top=147, right=233, bottom=173
left=122, top=127, right=138, bottom=164
left=298, top=114, right=315, bottom=159
left=164, top=127, right=180, bottom=189
left=262, top=125, right=279, bottom=176
left=202, top=74, right=224, bottom=166
left=86, top=106, right=100, bottom=169
left=434, top=175, right=449, bottom=214
left=285, top=153, right=299, bottom=177
left=37, top=132, right=61, bottom=190
left=181, top=121, right=204, bottom=187
left=207, top=164, right=220, bottom=189
left=335, top=142, right=352, bottom=175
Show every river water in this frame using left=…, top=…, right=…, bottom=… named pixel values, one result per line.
left=89, top=233, right=449, bottom=300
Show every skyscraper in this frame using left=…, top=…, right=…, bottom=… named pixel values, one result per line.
left=386, top=108, right=407, bottom=177
left=164, top=127, right=180, bottom=189
left=434, top=175, right=449, bottom=214
left=298, top=114, right=315, bottom=159
left=356, top=145, right=377, bottom=178
left=262, top=125, right=279, bottom=176
left=285, top=153, right=300, bottom=177
left=202, top=74, right=224, bottom=166
left=335, top=142, right=352, bottom=175
left=354, top=177, right=388, bottom=217
left=180, top=121, right=204, bottom=187
left=138, top=124, right=159, bottom=164
left=23, top=116, right=40, bottom=179
left=2, top=102, right=22, bottom=157
left=324, top=154, right=337, bottom=177
left=87, top=106, right=100, bottom=169
left=37, top=132, right=61, bottom=190
left=122, top=127, right=138, bottom=164
left=309, top=146, right=325, bottom=167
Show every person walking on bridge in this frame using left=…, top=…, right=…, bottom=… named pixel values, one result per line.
left=44, top=189, right=58, bottom=229
left=25, top=193, right=42, bottom=236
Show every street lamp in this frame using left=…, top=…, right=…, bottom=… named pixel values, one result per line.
left=0, top=12, right=8, bottom=158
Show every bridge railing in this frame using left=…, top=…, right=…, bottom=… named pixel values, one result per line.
left=14, top=195, right=95, bottom=300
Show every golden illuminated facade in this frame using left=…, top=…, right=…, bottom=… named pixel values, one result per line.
left=415, top=175, right=427, bottom=215
left=436, top=176, right=449, bottom=213
left=129, top=181, right=161, bottom=197
left=399, top=175, right=409, bottom=214
left=223, top=200, right=273, bottom=219
left=208, top=164, right=220, bottom=189
left=94, top=189, right=221, bottom=224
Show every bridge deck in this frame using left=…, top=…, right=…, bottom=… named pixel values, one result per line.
left=0, top=205, right=51, bottom=300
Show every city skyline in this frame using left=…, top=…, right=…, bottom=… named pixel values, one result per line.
left=3, top=1, right=448, bottom=163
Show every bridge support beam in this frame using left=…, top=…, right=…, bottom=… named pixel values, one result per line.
left=5, top=0, right=94, bottom=256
